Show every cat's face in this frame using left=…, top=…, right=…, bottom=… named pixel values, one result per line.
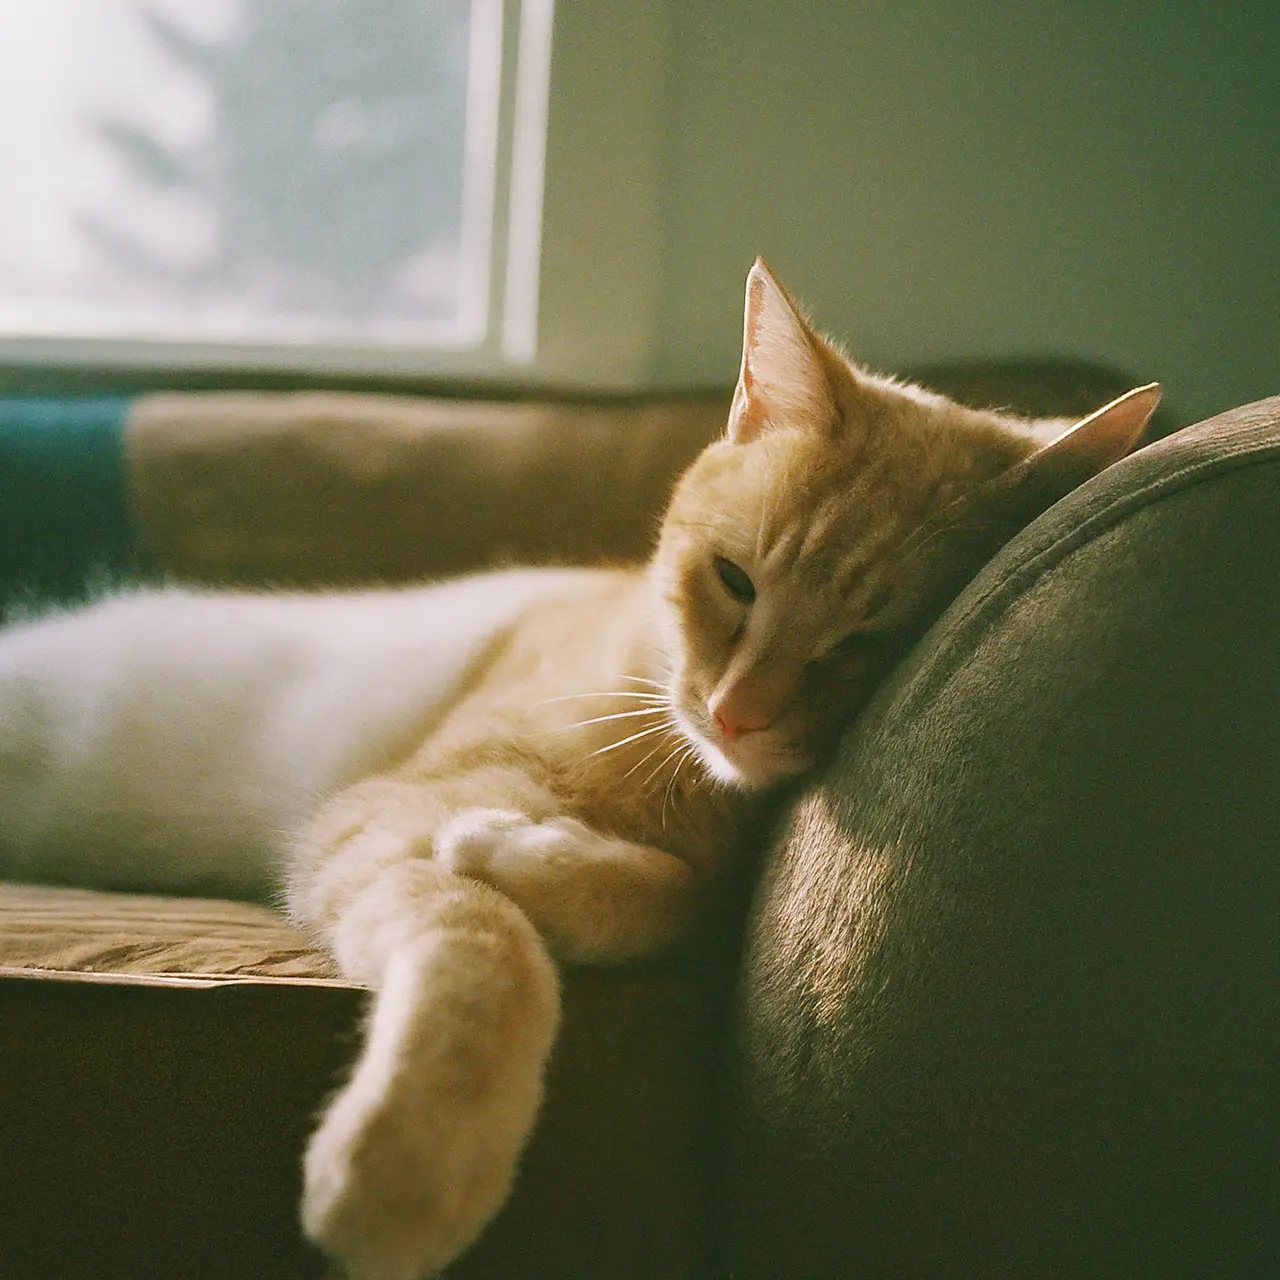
left=651, top=259, right=1161, bottom=791
left=655, top=430, right=915, bottom=788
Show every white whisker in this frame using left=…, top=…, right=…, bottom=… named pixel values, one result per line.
left=548, top=707, right=667, bottom=734
left=615, top=674, right=667, bottom=690
left=586, top=722, right=672, bottom=759
left=621, top=728, right=680, bottom=783
left=640, top=739, right=685, bottom=792
left=534, top=691, right=667, bottom=707
left=661, top=743, right=699, bottom=832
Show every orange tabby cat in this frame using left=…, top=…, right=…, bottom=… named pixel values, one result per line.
left=290, top=262, right=1159, bottom=1277
left=0, top=260, right=1159, bottom=1279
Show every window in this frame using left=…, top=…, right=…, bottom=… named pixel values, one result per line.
left=0, top=0, right=553, bottom=372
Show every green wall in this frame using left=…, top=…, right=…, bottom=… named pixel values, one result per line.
left=650, top=0, right=1278, bottom=421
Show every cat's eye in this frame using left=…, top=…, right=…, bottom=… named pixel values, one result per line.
left=715, top=557, right=756, bottom=604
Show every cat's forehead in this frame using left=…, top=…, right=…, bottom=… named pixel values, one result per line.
left=676, top=436, right=909, bottom=629
left=691, top=427, right=891, bottom=518
left=758, top=513, right=902, bottom=637
left=737, top=438, right=911, bottom=559
left=681, top=430, right=852, bottom=523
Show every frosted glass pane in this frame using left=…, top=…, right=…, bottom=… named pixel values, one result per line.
left=0, top=0, right=487, bottom=347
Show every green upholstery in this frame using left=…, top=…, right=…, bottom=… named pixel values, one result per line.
left=727, top=396, right=1280, bottom=1277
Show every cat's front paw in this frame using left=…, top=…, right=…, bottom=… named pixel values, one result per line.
left=303, top=1083, right=466, bottom=1280
left=303, top=1073, right=515, bottom=1280
left=434, top=807, right=536, bottom=879
left=436, top=807, right=597, bottom=882
left=302, top=936, right=554, bottom=1280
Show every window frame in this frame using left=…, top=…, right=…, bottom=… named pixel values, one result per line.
left=0, top=0, right=664, bottom=391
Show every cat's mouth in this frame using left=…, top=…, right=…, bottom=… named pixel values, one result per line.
left=673, top=706, right=812, bottom=791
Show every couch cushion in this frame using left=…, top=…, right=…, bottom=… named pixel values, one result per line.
left=2, top=365, right=1176, bottom=606
left=126, top=392, right=729, bottom=586
left=726, top=396, right=1280, bottom=1277
left=0, top=396, right=139, bottom=604
left=0, top=881, right=714, bottom=1280
left=0, top=882, right=339, bottom=979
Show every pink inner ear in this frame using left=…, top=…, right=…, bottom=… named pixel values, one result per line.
left=727, top=363, right=767, bottom=444
left=1042, top=382, right=1162, bottom=474
left=726, top=266, right=775, bottom=443
left=742, top=271, right=768, bottom=385
left=727, top=258, right=834, bottom=444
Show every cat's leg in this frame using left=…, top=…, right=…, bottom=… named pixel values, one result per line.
left=288, top=766, right=697, bottom=1278
left=299, top=767, right=700, bottom=966
left=435, top=808, right=698, bottom=964
left=290, top=786, right=561, bottom=1280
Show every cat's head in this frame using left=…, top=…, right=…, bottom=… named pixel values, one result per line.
left=652, top=258, right=1160, bottom=791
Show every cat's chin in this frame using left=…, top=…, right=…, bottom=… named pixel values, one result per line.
left=674, top=711, right=808, bottom=792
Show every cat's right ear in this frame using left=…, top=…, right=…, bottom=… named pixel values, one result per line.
left=726, top=258, right=836, bottom=444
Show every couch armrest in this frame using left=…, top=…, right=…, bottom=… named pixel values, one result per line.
left=727, top=395, right=1280, bottom=1277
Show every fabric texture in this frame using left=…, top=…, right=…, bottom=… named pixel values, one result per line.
left=0, top=972, right=362, bottom=1279
left=125, top=392, right=729, bottom=586
left=0, top=396, right=137, bottom=604
left=725, top=396, right=1280, bottom=1278
left=0, top=883, right=341, bottom=981
left=0, top=878, right=713, bottom=1280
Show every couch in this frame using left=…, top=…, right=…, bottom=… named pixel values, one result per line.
left=1, top=366, right=1275, bottom=1278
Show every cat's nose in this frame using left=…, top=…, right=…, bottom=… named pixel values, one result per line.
left=712, top=704, right=772, bottom=739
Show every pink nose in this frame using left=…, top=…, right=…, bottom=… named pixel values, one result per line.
left=713, top=705, right=772, bottom=739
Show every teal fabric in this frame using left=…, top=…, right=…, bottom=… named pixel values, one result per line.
left=0, top=397, right=140, bottom=609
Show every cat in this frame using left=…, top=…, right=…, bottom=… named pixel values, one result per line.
left=0, top=259, right=1159, bottom=1280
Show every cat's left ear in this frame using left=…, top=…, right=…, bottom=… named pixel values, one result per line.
left=726, top=258, right=836, bottom=444
left=882, top=382, right=1163, bottom=643
left=1027, top=383, right=1162, bottom=489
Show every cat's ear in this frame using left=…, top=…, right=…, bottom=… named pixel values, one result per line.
left=1027, top=383, right=1162, bottom=490
left=881, top=382, right=1162, bottom=644
left=955, top=381, right=1162, bottom=546
left=727, top=258, right=836, bottom=444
